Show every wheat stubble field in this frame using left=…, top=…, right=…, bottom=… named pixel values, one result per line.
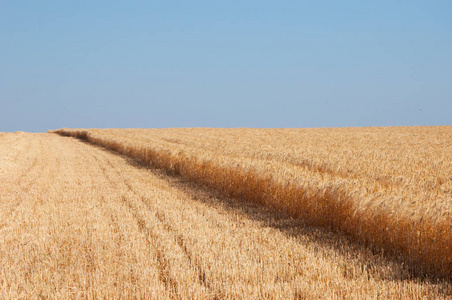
left=0, top=128, right=451, bottom=299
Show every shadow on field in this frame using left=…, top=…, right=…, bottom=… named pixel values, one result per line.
left=78, top=138, right=452, bottom=295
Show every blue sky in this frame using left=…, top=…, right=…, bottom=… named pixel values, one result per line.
left=1, top=1, right=451, bottom=132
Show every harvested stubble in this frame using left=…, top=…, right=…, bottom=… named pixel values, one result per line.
left=51, top=127, right=452, bottom=281
left=5, top=132, right=452, bottom=298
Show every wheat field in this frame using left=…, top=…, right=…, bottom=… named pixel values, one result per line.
left=0, top=128, right=451, bottom=299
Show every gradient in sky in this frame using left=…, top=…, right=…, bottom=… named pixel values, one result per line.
left=1, top=1, right=451, bottom=132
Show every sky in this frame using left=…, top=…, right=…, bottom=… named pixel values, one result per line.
left=1, top=1, right=451, bottom=132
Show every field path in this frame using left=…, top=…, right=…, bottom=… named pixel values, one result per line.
left=0, top=133, right=450, bottom=299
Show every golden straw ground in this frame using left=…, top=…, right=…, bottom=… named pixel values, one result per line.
left=0, top=130, right=450, bottom=299
left=51, top=127, right=452, bottom=280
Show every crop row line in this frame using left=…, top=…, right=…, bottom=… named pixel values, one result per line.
left=51, top=129, right=452, bottom=281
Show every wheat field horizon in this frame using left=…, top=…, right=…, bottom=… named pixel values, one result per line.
left=1, top=126, right=450, bottom=299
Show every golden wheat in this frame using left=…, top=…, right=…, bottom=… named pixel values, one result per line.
left=51, top=127, right=452, bottom=280
left=2, top=130, right=451, bottom=298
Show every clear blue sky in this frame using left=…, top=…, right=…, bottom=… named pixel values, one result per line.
left=1, top=1, right=451, bottom=132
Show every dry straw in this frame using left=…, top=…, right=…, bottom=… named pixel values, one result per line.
left=51, top=128, right=452, bottom=280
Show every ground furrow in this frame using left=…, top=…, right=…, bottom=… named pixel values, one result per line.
left=83, top=145, right=214, bottom=299
left=65, top=138, right=175, bottom=298
left=1, top=133, right=451, bottom=299
left=65, top=135, right=451, bottom=299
